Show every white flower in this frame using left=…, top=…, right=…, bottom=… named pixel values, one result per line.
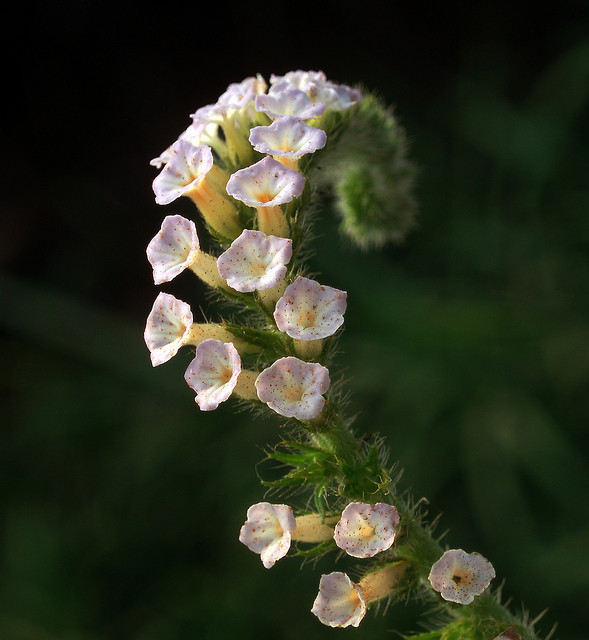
left=334, top=502, right=400, bottom=558
left=150, top=120, right=220, bottom=169
left=144, top=292, right=193, bottom=366
left=249, top=116, right=327, bottom=160
left=311, top=572, right=366, bottom=628
left=226, top=156, right=305, bottom=208
left=152, top=140, right=214, bottom=205
left=428, top=549, right=496, bottom=605
left=269, top=70, right=361, bottom=112
left=146, top=215, right=200, bottom=284
left=255, top=357, right=330, bottom=421
left=217, top=230, right=292, bottom=292
left=218, top=74, right=267, bottom=111
left=184, top=339, right=241, bottom=411
left=239, top=502, right=296, bottom=568
left=254, top=88, right=326, bottom=120
left=274, top=276, right=347, bottom=340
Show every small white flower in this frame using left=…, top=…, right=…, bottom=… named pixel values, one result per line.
left=226, top=156, right=305, bottom=208
left=144, top=292, right=193, bottom=366
left=146, top=215, right=200, bottom=284
left=184, top=339, right=241, bottom=411
left=269, top=70, right=328, bottom=94
left=255, top=357, right=330, bottom=421
left=249, top=116, right=327, bottom=160
left=239, top=502, right=296, bottom=569
left=152, top=140, right=214, bottom=205
left=254, top=88, right=326, bottom=120
left=218, top=74, right=267, bottom=111
left=269, top=70, right=361, bottom=112
left=217, top=230, right=292, bottom=292
left=428, top=549, right=496, bottom=605
left=311, top=572, right=366, bottom=628
left=334, top=502, right=400, bottom=558
left=274, top=276, right=347, bottom=341
left=150, top=121, right=220, bottom=169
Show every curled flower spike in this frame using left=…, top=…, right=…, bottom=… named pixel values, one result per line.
left=254, top=88, right=326, bottom=120
left=255, top=356, right=330, bottom=421
left=226, top=156, right=305, bottom=237
left=428, top=549, right=496, bottom=605
left=239, top=502, right=296, bottom=569
left=217, top=229, right=292, bottom=293
left=144, top=292, right=194, bottom=366
left=311, top=572, right=366, bottom=628
left=249, top=117, right=327, bottom=169
left=334, top=502, right=400, bottom=558
left=184, top=339, right=241, bottom=411
left=274, top=276, right=347, bottom=340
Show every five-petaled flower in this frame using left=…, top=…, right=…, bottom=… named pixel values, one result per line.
left=311, top=572, right=366, bottom=628
left=334, top=502, right=400, bottom=558
left=255, top=356, right=330, bottom=421
left=184, top=339, right=242, bottom=411
left=239, top=502, right=296, bottom=568
left=428, top=549, right=496, bottom=605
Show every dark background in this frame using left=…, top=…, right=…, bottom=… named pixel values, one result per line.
left=2, top=2, right=589, bottom=639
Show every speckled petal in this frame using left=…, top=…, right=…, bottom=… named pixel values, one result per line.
left=249, top=117, right=327, bottom=159
left=255, top=357, right=330, bottom=421
left=226, top=156, right=305, bottom=208
left=311, top=572, right=366, bottom=628
left=334, top=502, right=400, bottom=558
left=147, top=215, right=200, bottom=284
left=217, top=229, right=292, bottom=292
left=184, top=339, right=241, bottom=411
left=144, top=292, right=193, bottom=366
left=274, top=276, right=347, bottom=340
left=152, top=140, right=213, bottom=205
left=239, top=502, right=296, bottom=569
left=255, top=89, right=326, bottom=120
left=428, top=549, right=496, bottom=605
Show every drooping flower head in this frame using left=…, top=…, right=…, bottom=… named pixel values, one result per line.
left=217, top=229, right=292, bottom=292
left=144, top=292, right=193, bottom=366
left=255, top=356, right=330, bottom=421
left=311, top=572, right=366, bottom=628
left=239, top=502, right=296, bottom=569
left=255, top=88, right=326, bottom=120
left=184, top=339, right=241, bottom=411
left=428, top=549, right=496, bottom=605
left=334, top=502, right=400, bottom=558
left=274, top=276, right=347, bottom=340
left=226, top=156, right=305, bottom=208
left=249, top=116, right=327, bottom=161
left=147, top=215, right=200, bottom=284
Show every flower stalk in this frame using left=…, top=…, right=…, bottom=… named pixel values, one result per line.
left=145, top=70, right=544, bottom=640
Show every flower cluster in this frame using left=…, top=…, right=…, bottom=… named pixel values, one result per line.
left=144, top=71, right=355, bottom=418
left=144, top=71, right=516, bottom=639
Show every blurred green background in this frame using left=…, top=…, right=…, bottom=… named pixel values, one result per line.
left=2, top=2, right=589, bottom=638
